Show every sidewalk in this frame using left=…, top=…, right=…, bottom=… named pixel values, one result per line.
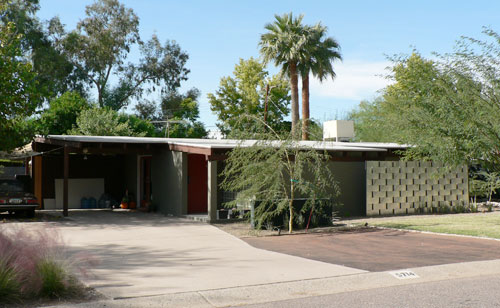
left=49, top=259, right=500, bottom=307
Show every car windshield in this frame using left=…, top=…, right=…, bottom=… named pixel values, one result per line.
left=0, top=180, right=24, bottom=193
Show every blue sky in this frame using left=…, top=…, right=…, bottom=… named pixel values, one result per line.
left=38, top=0, right=500, bottom=130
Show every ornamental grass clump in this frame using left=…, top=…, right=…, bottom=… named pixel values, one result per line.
left=0, top=227, right=92, bottom=304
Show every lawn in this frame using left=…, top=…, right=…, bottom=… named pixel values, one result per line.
left=349, top=212, right=500, bottom=239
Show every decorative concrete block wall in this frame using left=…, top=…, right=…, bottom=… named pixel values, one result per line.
left=366, top=161, right=468, bottom=216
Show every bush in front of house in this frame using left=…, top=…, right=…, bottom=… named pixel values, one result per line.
left=0, top=227, right=92, bottom=304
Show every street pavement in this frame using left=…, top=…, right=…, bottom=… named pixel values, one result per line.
left=240, top=274, right=500, bottom=308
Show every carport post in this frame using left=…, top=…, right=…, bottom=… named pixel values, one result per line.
left=63, top=146, right=69, bottom=217
left=207, top=160, right=218, bottom=222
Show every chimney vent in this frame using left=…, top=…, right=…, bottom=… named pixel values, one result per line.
left=323, top=120, right=354, bottom=142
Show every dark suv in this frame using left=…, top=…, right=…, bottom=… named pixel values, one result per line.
left=0, top=179, right=38, bottom=217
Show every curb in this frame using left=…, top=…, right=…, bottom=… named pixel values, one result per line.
left=49, top=258, right=500, bottom=308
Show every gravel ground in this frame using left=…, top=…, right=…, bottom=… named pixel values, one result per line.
left=213, top=221, right=367, bottom=238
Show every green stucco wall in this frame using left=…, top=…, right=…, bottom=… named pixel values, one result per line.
left=328, top=161, right=366, bottom=217
left=151, top=150, right=187, bottom=216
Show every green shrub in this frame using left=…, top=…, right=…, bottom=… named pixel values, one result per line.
left=437, top=203, right=451, bottom=214
left=469, top=203, right=479, bottom=213
left=453, top=204, right=467, bottom=213
left=487, top=202, right=494, bottom=212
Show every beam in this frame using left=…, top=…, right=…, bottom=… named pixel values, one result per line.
left=76, top=147, right=154, bottom=155
left=34, top=137, right=82, bottom=148
left=329, top=156, right=367, bottom=162
left=31, top=141, right=62, bottom=153
left=169, top=144, right=212, bottom=156
left=63, top=146, right=69, bottom=217
left=206, top=154, right=227, bottom=161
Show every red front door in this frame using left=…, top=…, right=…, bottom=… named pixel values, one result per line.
left=187, top=154, right=208, bottom=213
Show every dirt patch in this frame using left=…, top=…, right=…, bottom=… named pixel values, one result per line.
left=213, top=221, right=365, bottom=238
left=1, top=286, right=105, bottom=308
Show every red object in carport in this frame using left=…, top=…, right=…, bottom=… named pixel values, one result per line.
left=187, top=154, right=208, bottom=214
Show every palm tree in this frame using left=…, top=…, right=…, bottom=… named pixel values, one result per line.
left=259, top=13, right=307, bottom=136
left=298, top=24, right=342, bottom=140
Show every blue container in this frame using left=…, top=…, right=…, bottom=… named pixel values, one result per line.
left=88, top=197, right=97, bottom=209
left=98, top=198, right=106, bottom=208
left=80, top=197, right=88, bottom=209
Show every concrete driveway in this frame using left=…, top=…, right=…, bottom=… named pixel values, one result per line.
left=6, top=211, right=364, bottom=299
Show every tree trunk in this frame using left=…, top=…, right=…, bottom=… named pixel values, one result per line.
left=97, top=85, right=104, bottom=108
left=301, top=74, right=310, bottom=140
left=289, top=182, right=294, bottom=233
left=289, top=62, right=300, bottom=137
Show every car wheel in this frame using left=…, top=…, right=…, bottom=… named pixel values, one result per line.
left=25, top=209, right=35, bottom=218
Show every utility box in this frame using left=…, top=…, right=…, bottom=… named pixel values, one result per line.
left=323, top=120, right=355, bottom=141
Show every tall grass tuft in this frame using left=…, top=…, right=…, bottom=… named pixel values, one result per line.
left=0, top=259, right=21, bottom=302
left=37, top=259, right=68, bottom=298
left=0, top=226, right=93, bottom=304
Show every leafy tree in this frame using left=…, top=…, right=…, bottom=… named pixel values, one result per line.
left=161, top=88, right=201, bottom=121
left=135, top=87, right=207, bottom=138
left=1, top=0, right=87, bottom=98
left=118, top=113, right=157, bottom=137
left=0, top=1, right=44, bottom=150
left=351, top=29, right=500, bottom=170
left=134, top=99, right=161, bottom=121
left=221, top=123, right=339, bottom=233
left=35, top=92, right=91, bottom=135
left=69, top=107, right=142, bottom=136
left=159, top=88, right=207, bottom=138
left=476, top=171, right=500, bottom=202
left=350, top=53, right=463, bottom=157
left=63, top=0, right=190, bottom=110
left=348, top=98, right=397, bottom=142
left=208, top=58, right=290, bottom=136
left=298, top=24, right=341, bottom=140
left=259, top=13, right=306, bottom=135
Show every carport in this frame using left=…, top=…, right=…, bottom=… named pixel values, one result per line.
left=31, top=136, right=229, bottom=218
left=32, top=136, right=166, bottom=216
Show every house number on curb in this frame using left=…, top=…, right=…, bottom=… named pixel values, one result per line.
left=390, top=270, right=419, bottom=280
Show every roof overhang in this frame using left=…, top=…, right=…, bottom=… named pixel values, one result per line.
left=32, top=135, right=408, bottom=158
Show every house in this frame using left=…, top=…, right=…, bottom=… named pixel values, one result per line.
left=30, top=134, right=469, bottom=220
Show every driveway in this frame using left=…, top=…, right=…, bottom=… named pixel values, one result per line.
left=243, top=228, right=500, bottom=271
left=4, top=211, right=364, bottom=299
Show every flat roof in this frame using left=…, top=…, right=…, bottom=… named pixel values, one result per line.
left=36, top=135, right=408, bottom=153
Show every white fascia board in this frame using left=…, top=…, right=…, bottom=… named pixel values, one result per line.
left=45, top=135, right=397, bottom=152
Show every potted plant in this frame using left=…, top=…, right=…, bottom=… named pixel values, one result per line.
left=230, top=208, right=240, bottom=219
left=218, top=209, right=229, bottom=219
left=121, top=195, right=129, bottom=209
